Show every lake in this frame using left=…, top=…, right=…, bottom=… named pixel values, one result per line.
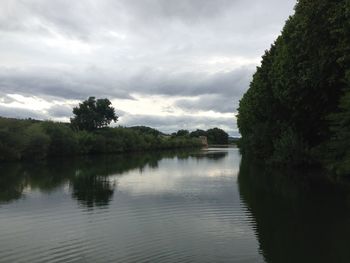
left=0, top=147, right=350, bottom=262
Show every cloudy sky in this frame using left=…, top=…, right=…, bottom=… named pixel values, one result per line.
left=0, top=0, right=296, bottom=136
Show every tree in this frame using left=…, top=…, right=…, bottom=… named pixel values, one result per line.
left=176, top=129, right=190, bottom=137
left=190, top=129, right=207, bottom=137
left=237, top=0, right=350, bottom=168
left=71, top=97, right=118, bottom=131
left=206, top=128, right=229, bottom=145
left=129, top=126, right=162, bottom=137
left=325, top=87, right=350, bottom=175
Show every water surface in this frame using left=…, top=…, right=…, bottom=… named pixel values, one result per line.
left=0, top=147, right=349, bottom=262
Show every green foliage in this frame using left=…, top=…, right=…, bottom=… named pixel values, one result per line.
left=237, top=0, right=350, bottom=170
left=325, top=87, right=350, bottom=176
left=190, top=129, right=207, bottom=138
left=41, top=121, right=79, bottom=156
left=176, top=129, right=190, bottom=137
left=22, top=124, right=51, bottom=160
left=206, top=128, right=229, bottom=145
left=0, top=117, right=202, bottom=161
left=271, top=128, right=312, bottom=166
left=129, top=126, right=163, bottom=137
left=0, top=129, right=24, bottom=161
left=0, top=118, right=35, bottom=161
left=190, top=128, right=230, bottom=145
left=75, top=130, right=95, bottom=154
left=189, top=128, right=229, bottom=144
left=71, top=97, right=118, bottom=131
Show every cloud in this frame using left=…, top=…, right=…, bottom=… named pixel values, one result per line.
left=47, top=104, right=73, bottom=118
left=0, top=105, right=47, bottom=120
left=0, top=67, right=133, bottom=100
left=118, top=114, right=239, bottom=136
left=0, top=66, right=251, bottom=113
left=130, top=66, right=254, bottom=98
left=1, top=0, right=295, bottom=39
left=175, top=94, right=238, bottom=114
left=0, top=94, right=17, bottom=104
left=0, top=0, right=296, bottom=133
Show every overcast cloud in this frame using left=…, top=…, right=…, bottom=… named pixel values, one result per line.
left=0, top=0, right=296, bottom=136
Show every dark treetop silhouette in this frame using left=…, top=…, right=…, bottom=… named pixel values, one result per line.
left=71, top=97, right=118, bottom=131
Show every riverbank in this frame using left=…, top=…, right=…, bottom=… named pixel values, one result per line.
left=0, top=117, right=203, bottom=162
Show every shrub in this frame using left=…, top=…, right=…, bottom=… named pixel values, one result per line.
left=41, top=121, right=78, bottom=156
left=22, top=124, right=51, bottom=160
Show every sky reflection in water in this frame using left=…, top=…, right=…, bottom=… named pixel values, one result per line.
left=1, top=147, right=349, bottom=262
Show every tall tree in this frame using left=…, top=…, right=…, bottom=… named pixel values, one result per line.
left=176, top=130, right=190, bottom=137
left=237, top=0, right=350, bottom=169
left=206, top=128, right=228, bottom=145
left=71, top=97, right=118, bottom=131
left=190, top=129, right=207, bottom=138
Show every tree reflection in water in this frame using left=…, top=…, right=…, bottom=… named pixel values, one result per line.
left=71, top=173, right=115, bottom=208
left=238, top=156, right=350, bottom=263
left=0, top=149, right=227, bottom=208
left=0, top=163, right=25, bottom=203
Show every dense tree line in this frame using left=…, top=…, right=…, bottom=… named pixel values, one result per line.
left=189, top=128, right=229, bottom=144
left=237, top=0, right=350, bottom=176
left=0, top=96, right=230, bottom=161
left=171, top=128, right=229, bottom=145
left=0, top=117, right=202, bottom=161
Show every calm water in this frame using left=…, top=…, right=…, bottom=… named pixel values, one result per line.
left=0, top=147, right=350, bottom=262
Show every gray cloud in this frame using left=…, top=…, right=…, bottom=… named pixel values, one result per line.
left=0, top=0, right=296, bottom=132
left=0, top=105, right=47, bottom=120
left=1, top=0, right=294, bottom=39
left=47, top=104, right=73, bottom=118
left=46, top=103, right=127, bottom=120
left=119, top=114, right=238, bottom=136
left=130, top=66, right=254, bottom=98
left=0, top=67, right=133, bottom=100
left=0, top=66, right=252, bottom=112
left=175, top=95, right=238, bottom=114
left=117, top=0, right=237, bottom=24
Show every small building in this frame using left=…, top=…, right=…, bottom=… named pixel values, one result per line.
left=199, top=136, right=208, bottom=147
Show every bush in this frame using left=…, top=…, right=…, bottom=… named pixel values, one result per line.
left=76, top=130, right=95, bottom=154
left=0, top=129, right=24, bottom=161
left=22, top=124, right=50, bottom=160
left=41, top=121, right=78, bottom=157
left=0, top=117, right=203, bottom=161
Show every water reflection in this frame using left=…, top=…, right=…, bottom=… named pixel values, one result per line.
left=71, top=174, right=115, bottom=208
left=238, top=156, right=350, bottom=263
left=0, top=149, right=228, bottom=208
left=0, top=164, right=25, bottom=202
left=2, top=148, right=349, bottom=262
left=2, top=148, right=260, bottom=263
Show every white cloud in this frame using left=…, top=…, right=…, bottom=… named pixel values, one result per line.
left=0, top=0, right=296, bottom=135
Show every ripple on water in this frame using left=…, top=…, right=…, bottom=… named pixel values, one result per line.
left=0, top=148, right=264, bottom=263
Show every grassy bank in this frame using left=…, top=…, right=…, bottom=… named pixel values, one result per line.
left=0, top=117, right=203, bottom=161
